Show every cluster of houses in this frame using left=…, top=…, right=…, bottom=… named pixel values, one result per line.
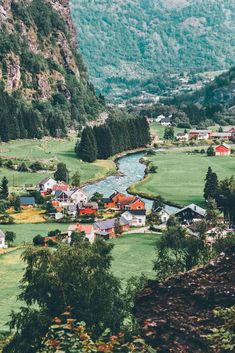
left=176, top=127, right=235, bottom=143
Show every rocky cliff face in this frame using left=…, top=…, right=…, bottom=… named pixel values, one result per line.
left=0, top=0, right=103, bottom=140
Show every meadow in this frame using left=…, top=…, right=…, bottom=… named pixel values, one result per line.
left=0, top=138, right=116, bottom=191
left=130, top=150, right=235, bottom=206
left=0, top=233, right=158, bottom=331
left=150, top=122, right=185, bottom=140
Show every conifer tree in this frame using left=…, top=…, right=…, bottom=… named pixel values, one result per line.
left=0, top=177, right=9, bottom=200
left=54, top=163, right=69, bottom=182
left=75, top=127, right=97, bottom=162
left=204, top=168, right=218, bottom=200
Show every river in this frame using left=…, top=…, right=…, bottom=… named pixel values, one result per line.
left=82, top=152, right=153, bottom=209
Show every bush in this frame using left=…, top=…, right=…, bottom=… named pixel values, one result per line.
left=30, top=161, right=43, bottom=172
left=17, top=162, right=28, bottom=172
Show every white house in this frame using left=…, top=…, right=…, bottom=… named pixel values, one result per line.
left=38, top=177, right=57, bottom=193
left=0, top=230, right=7, bottom=249
left=67, top=224, right=95, bottom=243
left=56, top=188, right=88, bottom=207
left=121, top=210, right=146, bottom=227
left=154, top=205, right=180, bottom=224
left=155, top=114, right=166, bottom=123
left=160, top=118, right=171, bottom=126
left=176, top=133, right=189, bottom=141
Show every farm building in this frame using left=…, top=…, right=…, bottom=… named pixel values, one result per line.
left=38, top=177, right=57, bottom=193
left=215, top=144, right=231, bottom=156
left=94, top=217, right=130, bottom=238
left=175, top=204, right=206, bottom=224
left=77, top=202, right=98, bottom=216
left=20, top=197, right=36, bottom=208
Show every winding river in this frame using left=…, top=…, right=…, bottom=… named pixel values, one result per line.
left=83, top=152, right=153, bottom=209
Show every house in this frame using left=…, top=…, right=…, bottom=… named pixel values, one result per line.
left=52, top=181, right=70, bottom=193
left=154, top=205, right=180, bottom=224
left=215, top=144, right=231, bottom=156
left=77, top=202, right=98, bottom=216
left=176, top=133, right=189, bottom=141
left=56, top=188, right=88, bottom=207
left=67, top=205, right=78, bottom=217
left=160, top=118, right=171, bottom=126
left=102, top=192, right=145, bottom=210
left=155, top=114, right=166, bottom=123
left=38, top=177, right=57, bottom=193
left=211, top=132, right=233, bottom=140
left=94, top=217, right=130, bottom=238
left=175, top=204, right=206, bottom=224
left=20, top=196, right=36, bottom=208
left=189, top=130, right=210, bottom=140
left=68, top=223, right=95, bottom=242
left=0, top=230, right=7, bottom=249
left=121, top=210, right=146, bottom=227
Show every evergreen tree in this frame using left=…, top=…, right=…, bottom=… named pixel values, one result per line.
left=71, top=171, right=81, bottom=187
left=75, top=127, right=97, bottom=162
left=14, top=196, right=21, bottom=211
left=164, top=126, right=174, bottom=140
left=5, top=231, right=16, bottom=246
left=93, top=125, right=114, bottom=159
left=54, top=163, right=69, bottom=182
left=207, top=145, right=215, bottom=156
left=204, top=168, right=218, bottom=200
left=0, top=177, right=9, bottom=200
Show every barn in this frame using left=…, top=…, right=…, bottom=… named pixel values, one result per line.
left=215, top=144, right=231, bottom=156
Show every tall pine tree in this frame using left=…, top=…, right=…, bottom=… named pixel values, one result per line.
left=204, top=167, right=218, bottom=200
left=75, top=127, right=97, bottom=162
left=0, top=177, right=9, bottom=200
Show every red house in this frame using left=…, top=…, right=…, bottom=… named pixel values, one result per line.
left=215, top=144, right=231, bottom=156
left=77, top=202, right=98, bottom=215
left=102, top=192, right=145, bottom=210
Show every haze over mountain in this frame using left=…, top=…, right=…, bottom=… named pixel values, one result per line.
left=71, top=0, right=235, bottom=100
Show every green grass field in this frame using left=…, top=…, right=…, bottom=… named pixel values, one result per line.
left=131, top=150, right=235, bottom=206
left=0, top=223, right=71, bottom=245
left=0, top=138, right=115, bottom=190
left=0, top=233, right=158, bottom=330
left=150, top=122, right=185, bottom=140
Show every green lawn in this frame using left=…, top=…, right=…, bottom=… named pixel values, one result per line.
left=0, top=223, right=70, bottom=245
left=150, top=122, right=185, bottom=140
left=131, top=150, right=235, bottom=206
left=0, top=233, right=158, bottom=331
left=0, top=138, right=115, bottom=190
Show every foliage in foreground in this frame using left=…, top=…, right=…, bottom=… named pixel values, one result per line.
left=40, top=310, right=154, bottom=353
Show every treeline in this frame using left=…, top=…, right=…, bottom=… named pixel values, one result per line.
left=76, top=113, right=151, bottom=162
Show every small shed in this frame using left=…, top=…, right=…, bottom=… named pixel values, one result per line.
left=20, top=196, right=36, bottom=208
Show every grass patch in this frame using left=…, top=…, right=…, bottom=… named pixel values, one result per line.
left=0, top=138, right=116, bottom=191
left=150, top=122, right=185, bottom=140
left=0, top=233, right=158, bottom=331
left=0, top=223, right=70, bottom=245
left=131, top=150, right=235, bottom=206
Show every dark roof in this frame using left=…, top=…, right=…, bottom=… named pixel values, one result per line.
left=20, top=197, right=36, bottom=205
left=94, top=217, right=129, bottom=231
left=175, top=203, right=206, bottom=217
left=125, top=210, right=146, bottom=216
left=101, top=198, right=112, bottom=203
left=161, top=118, right=171, bottom=123
left=134, top=246, right=235, bottom=353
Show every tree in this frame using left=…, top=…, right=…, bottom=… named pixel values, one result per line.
left=114, top=218, right=122, bottom=237
left=75, top=127, right=97, bottom=163
left=33, top=234, right=44, bottom=246
left=17, top=162, right=28, bottom=172
left=207, top=145, right=215, bottom=156
left=206, top=198, right=220, bottom=227
left=5, top=231, right=16, bottom=246
left=71, top=171, right=81, bottom=187
left=14, top=196, right=21, bottom=211
left=4, top=239, right=125, bottom=353
left=163, top=126, right=174, bottom=140
left=30, top=161, right=43, bottom=172
left=54, top=163, right=69, bottom=182
left=0, top=177, right=9, bottom=200
left=204, top=168, right=218, bottom=200
left=216, top=177, right=235, bottom=228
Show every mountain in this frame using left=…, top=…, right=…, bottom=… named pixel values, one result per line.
left=169, top=66, right=235, bottom=126
left=71, top=0, right=235, bottom=100
left=0, top=0, right=103, bottom=141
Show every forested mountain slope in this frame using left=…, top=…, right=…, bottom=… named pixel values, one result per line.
left=71, top=0, right=235, bottom=100
left=0, top=0, right=103, bottom=141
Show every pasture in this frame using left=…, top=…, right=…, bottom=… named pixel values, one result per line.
left=130, top=150, right=235, bottom=206
left=0, top=233, right=158, bottom=331
left=0, top=138, right=116, bottom=191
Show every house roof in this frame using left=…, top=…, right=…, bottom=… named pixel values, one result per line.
left=102, top=198, right=112, bottom=203
left=161, top=118, right=171, bottom=123
left=39, top=177, right=55, bottom=185
left=175, top=203, right=206, bottom=217
left=0, top=230, right=5, bottom=239
left=215, top=143, right=231, bottom=150
left=154, top=205, right=180, bottom=216
left=124, top=210, right=146, bottom=216
left=77, top=202, right=98, bottom=210
left=20, top=197, right=36, bottom=205
left=94, top=217, right=129, bottom=231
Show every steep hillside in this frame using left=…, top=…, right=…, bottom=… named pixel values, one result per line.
left=134, top=246, right=235, bottom=352
left=0, top=0, right=103, bottom=141
left=71, top=0, right=235, bottom=100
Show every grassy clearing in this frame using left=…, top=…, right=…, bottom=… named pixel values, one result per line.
left=130, top=150, right=235, bottom=206
left=0, top=138, right=116, bottom=191
left=0, top=233, right=158, bottom=330
left=0, top=223, right=70, bottom=245
left=9, top=208, right=46, bottom=224
left=150, top=122, right=185, bottom=140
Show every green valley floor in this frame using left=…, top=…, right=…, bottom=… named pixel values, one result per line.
left=0, top=232, right=158, bottom=331
left=130, top=149, right=235, bottom=206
